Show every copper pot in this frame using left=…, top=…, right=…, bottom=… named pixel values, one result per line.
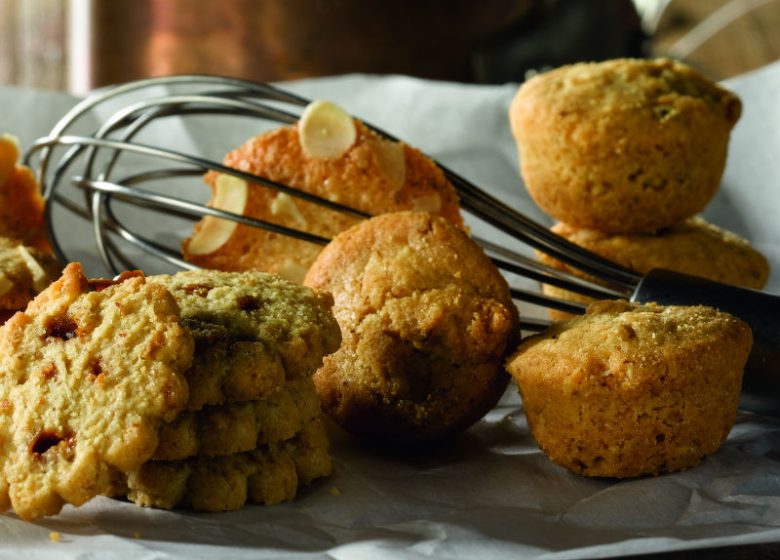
left=88, top=0, right=537, bottom=87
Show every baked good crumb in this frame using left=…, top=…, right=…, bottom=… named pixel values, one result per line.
left=509, top=58, right=741, bottom=233
left=506, top=300, right=752, bottom=478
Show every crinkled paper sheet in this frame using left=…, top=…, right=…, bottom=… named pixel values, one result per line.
left=0, top=61, right=779, bottom=559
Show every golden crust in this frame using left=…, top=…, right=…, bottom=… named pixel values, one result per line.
left=183, top=120, right=463, bottom=283
left=506, top=300, right=752, bottom=478
left=149, top=270, right=342, bottom=385
left=305, top=211, right=519, bottom=443
left=539, top=218, right=770, bottom=320
left=121, top=419, right=331, bottom=512
left=0, top=142, right=50, bottom=251
left=509, top=58, right=741, bottom=233
left=0, top=263, right=193, bottom=520
left=154, top=378, right=321, bottom=461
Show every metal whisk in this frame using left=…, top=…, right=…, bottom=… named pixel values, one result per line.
left=25, top=75, right=779, bottom=412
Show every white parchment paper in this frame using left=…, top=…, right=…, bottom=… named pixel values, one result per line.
left=0, top=61, right=779, bottom=559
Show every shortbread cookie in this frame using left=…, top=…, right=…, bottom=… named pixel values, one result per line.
left=509, top=58, right=741, bottom=233
left=0, top=263, right=193, bottom=520
left=506, top=300, right=752, bottom=478
left=0, top=134, right=50, bottom=251
left=123, top=419, right=331, bottom=511
left=0, top=236, right=61, bottom=315
left=154, top=378, right=321, bottom=460
left=540, top=218, right=770, bottom=320
left=180, top=319, right=285, bottom=411
left=305, top=211, right=519, bottom=444
left=149, top=270, right=341, bottom=381
left=183, top=105, right=463, bottom=283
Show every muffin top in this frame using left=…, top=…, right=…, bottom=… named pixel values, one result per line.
left=513, top=58, right=741, bottom=130
left=508, top=300, right=752, bottom=393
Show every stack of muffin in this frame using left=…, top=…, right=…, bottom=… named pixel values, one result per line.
left=508, top=58, right=769, bottom=319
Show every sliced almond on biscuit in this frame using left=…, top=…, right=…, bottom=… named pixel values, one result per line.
left=0, top=271, right=13, bottom=297
left=15, top=246, right=50, bottom=292
left=187, top=174, right=248, bottom=255
left=372, top=139, right=406, bottom=191
left=411, top=193, right=442, bottom=214
left=0, top=134, right=20, bottom=186
left=298, top=100, right=356, bottom=159
left=271, top=192, right=308, bottom=228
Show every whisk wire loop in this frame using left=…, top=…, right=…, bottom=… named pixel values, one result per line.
left=26, top=74, right=644, bottom=321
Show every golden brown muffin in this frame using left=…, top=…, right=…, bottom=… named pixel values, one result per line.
left=506, top=300, right=752, bottom=478
left=183, top=116, right=463, bottom=283
left=0, top=134, right=50, bottom=252
left=304, top=211, right=519, bottom=444
left=540, top=217, right=770, bottom=320
left=509, top=58, right=741, bottom=233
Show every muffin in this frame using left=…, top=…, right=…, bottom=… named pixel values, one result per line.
left=506, top=300, right=752, bottom=478
left=183, top=102, right=463, bottom=283
left=540, top=217, right=770, bottom=320
left=304, top=211, right=519, bottom=444
left=509, top=58, right=742, bottom=233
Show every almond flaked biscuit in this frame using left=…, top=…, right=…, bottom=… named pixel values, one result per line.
left=154, top=377, right=321, bottom=460
left=0, top=134, right=50, bottom=251
left=149, top=270, right=341, bottom=380
left=182, top=116, right=463, bottom=283
left=0, top=263, right=193, bottom=520
left=0, top=236, right=62, bottom=316
left=121, top=419, right=331, bottom=512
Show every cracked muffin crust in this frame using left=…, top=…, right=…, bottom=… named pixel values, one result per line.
left=506, top=300, right=752, bottom=478
left=305, top=211, right=519, bottom=444
left=509, top=58, right=742, bottom=233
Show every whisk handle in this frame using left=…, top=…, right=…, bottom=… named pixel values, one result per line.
left=632, top=268, right=780, bottom=416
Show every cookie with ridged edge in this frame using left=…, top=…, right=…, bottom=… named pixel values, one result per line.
left=154, top=377, right=321, bottom=460
left=0, top=263, right=193, bottom=520
left=149, top=270, right=341, bottom=379
left=180, top=319, right=286, bottom=411
left=122, top=418, right=331, bottom=511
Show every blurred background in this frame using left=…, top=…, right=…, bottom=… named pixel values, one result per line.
left=0, top=0, right=778, bottom=94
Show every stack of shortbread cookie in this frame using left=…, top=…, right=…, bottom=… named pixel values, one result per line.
left=0, top=264, right=340, bottom=520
